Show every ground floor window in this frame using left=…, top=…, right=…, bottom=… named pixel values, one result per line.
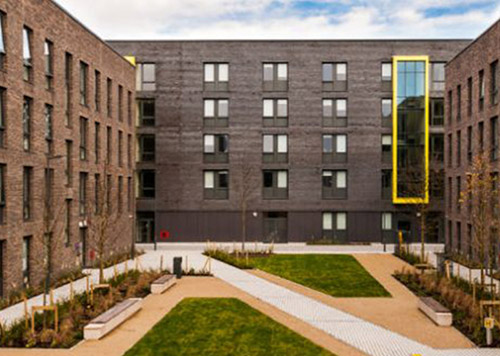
left=137, top=212, right=155, bottom=243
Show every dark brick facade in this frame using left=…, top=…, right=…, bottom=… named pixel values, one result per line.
left=445, top=20, right=500, bottom=255
left=109, top=40, right=469, bottom=245
left=0, top=0, right=135, bottom=296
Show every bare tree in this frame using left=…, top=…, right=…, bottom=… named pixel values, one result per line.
left=460, top=153, right=498, bottom=287
left=86, top=166, right=130, bottom=283
left=234, top=152, right=259, bottom=251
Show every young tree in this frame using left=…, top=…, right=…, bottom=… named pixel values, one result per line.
left=460, top=153, right=498, bottom=287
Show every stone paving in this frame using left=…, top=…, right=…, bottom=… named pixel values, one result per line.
left=1, top=247, right=500, bottom=356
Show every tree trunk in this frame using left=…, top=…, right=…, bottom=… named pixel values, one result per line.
left=420, top=211, right=426, bottom=263
left=241, top=202, right=247, bottom=252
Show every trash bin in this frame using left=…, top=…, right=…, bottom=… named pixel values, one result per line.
left=173, top=257, right=183, bottom=279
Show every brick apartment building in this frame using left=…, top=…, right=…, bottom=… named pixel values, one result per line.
left=445, top=19, right=500, bottom=257
left=0, top=0, right=135, bottom=297
left=110, top=40, right=469, bottom=245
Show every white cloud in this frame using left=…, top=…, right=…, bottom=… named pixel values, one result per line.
left=54, top=0, right=500, bottom=40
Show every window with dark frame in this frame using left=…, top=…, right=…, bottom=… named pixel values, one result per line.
left=430, top=133, right=444, bottom=162
left=0, top=87, right=5, bottom=147
left=203, top=134, right=228, bottom=163
left=322, top=212, right=347, bottom=239
left=322, top=62, right=347, bottom=91
left=447, top=133, right=452, bottom=167
left=322, top=134, right=347, bottom=163
left=22, top=27, right=32, bottom=82
left=94, top=173, right=100, bottom=213
left=22, top=97, right=31, bottom=151
left=138, top=170, right=155, bottom=198
left=22, top=236, right=30, bottom=287
left=127, top=177, right=132, bottom=212
left=44, top=40, right=53, bottom=90
left=381, top=98, right=392, bottom=127
left=323, top=98, right=347, bottom=127
left=79, top=62, right=88, bottom=106
left=79, top=172, right=88, bottom=216
left=479, top=121, right=484, bottom=152
left=118, top=130, right=123, bottom=167
left=0, top=164, right=5, bottom=225
left=204, top=99, right=228, bottom=127
left=457, top=85, right=461, bottom=121
left=64, top=52, right=73, bottom=127
left=44, top=168, right=54, bottom=219
left=23, top=167, right=32, bottom=221
left=107, top=78, right=112, bottom=117
left=118, top=85, right=123, bottom=121
left=138, top=99, right=155, bottom=126
left=382, top=135, right=392, bottom=163
left=263, top=98, right=287, bottom=127
left=94, top=70, right=101, bottom=111
left=204, top=63, right=229, bottom=91
left=127, top=134, right=132, bottom=167
left=491, top=116, right=499, bottom=162
left=137, top=63, right=156, bottom=91
left=0, top=12, right=5, bottom=69
left=479, top=70, right=485, bottom=110
left=127, top=91, right=132, bottom=125
left=381, top=169, right=392, bottom=200
left=45, top=104, right=53, bottom=154
left=263, top=134, right=288, bottom=163
left=65, top=199, right=72, bottom=246
left=106, top=126, right=112, bottom=164
left=79, top=117, right=88, bottom=161
left=430, top=62, right=445, bottom=91
left=106, top=174, right=112, bottom=213
left=456, top=130, right=461, bottom=167
left=467, top=77, right=472, bottom=116
left=118, top=176, right=123, bottom=214
left=65, top=140, right=73, bottom=186
left=263, top=63, right=288, bottom=91
left=447, top=90, right=453, bottom=123
left=95, top=122, right=100, bottom=163
left=467, top=126, right=472, bottom=164
left=322, top=170, right=347, bottom=199
left=204, top=170, right=229, bottom=200
left=262, top=170, right=288, bottom=199
left=431, top=98, right=444, bottom=126
left=491, top=60, right=498, bottom=106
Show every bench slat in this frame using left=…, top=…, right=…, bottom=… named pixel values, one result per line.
left=92, top=299, right=139, bottom=324
left=152, top=274, right=175, bottom=285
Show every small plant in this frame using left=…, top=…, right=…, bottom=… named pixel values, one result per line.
left=204, top=248, right=255, bottom=269
left=393, top=249, right=425, bottom=266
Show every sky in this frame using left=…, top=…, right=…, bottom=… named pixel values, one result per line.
left=54, top=0, right=500, bottom=40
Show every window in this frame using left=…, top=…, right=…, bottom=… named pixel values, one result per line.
left=467, top=77, right=472, bottom=116
left=94, top=122, right=100, bottom=163
left=23, top=167, right=32, bottom=221
left=431, top=98, right=444, bottom=126
left=263, top=63, right=288, bottom=91
left=138, top=99, right=155, bottom=126
left=64, top=199, right=72, bottom=246
left=203, top=134, right=228, bottom=163
left=491, top=60, right=498, bottom=105
left=381, top=169, right=392, bottom=199
left=479, top=121, right=484, bottom=152
left=467, top=126, right=472, bottom=164
left=0, top=12, right=5, bottom=69
left=65, top=140, right=73, bottom=186
left=118, top=130, right=123, bottom=167
left=138, top=170, right=155, bottom=198
left=381, top=99, right=392, bottom=127
left=457, top=85, right=461, bottom=121
left=382, top=213, right=392, bottom=231
left=106, top=175, right=112, bottom=217
left=0, top=88, right=4, bottom=147
left=263, top=170, right=288, bottom=199
left=322, top=170, right=347, bottom=199
left=430, top=62, right=445, bottom=91
left=44, top=168, right=54, bottom=219
left=118, top=176, right=123, bottom=214
left=456, top=130, right=461, bottom=167
left=107, top=78, right=112, bottom=117
left=204, top=99, right=228, bottom=127
left=263, top=134, right=288, bottom=163
left=430, top=169, right=444, bottom=199
left=79, top=117, right=88, bottom=161
left=0, top=165, right=5, bottom=225
left=22, top=97, right=31, bottom=151
left=79, top=172, right=88, bottom=216
left=94, top=70, right=101, bottom=111
left=323, top=99, right=347, bottom=127
left=127, top=176, right=132, bottom=212
left=127, top=91, right=132, bottom=125
left=106, top=126, right=112, bottom=164
left=23, top=27, right=32, bottom=82
left=322, top=62, right=347, bottom=91
left=430, top=133, right=444, bottom=162
left=491, top=116, right=498, bottom=161
left=22, top=236, right=31, bottom=287
left=64, top=53, right=73, bottom=127
left=127, top=134, right=132, bottom=167
left=136, top=63, right=156, bottom=91
left=80, top=62, right=89, bottom=106
left=479, top=70, right=485, bottom=110
left=44, top=40, right=53, bottom=90
left=447, top=90, right=453, bottom=123
left=322, top=212, right=347, bottom=239
left=138, top=134, right=155, bottom=162
left=447, top=133, right=452, bottom=167
left=382, top=135, right=392, bottom=163
left=45, top=104, right=53, bottom=154
left=204, top=63, right=229, bottom=91
left=456, top=176, right=461, bottom=212
left=94, top=173, right=100, bottom=213
left=322, top=134, right=347, bottom=163
left=118, top=85, right=123, bottom=121
left=381, top=63, right=392, bottom=81
left=263, top=99, right=287, bottom=127
left=204, top=170, right=229, bottom=200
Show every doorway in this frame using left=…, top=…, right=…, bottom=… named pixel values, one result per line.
left=263, top=212, right=288, bottom=243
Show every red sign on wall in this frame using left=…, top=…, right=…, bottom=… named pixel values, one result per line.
left=160, top=230, right=170, bottom=240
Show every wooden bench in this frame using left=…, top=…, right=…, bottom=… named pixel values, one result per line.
left=151, top=274, right=176, bottom=294
left=418, top=297, right=452, bottom=326
left=84, top=298, right=143, bottom=340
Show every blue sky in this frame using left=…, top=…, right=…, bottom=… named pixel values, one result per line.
left=55, top=0, right=500, bottom=40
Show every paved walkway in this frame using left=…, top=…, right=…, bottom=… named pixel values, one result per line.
left=2, top=249, right=500, bottom=356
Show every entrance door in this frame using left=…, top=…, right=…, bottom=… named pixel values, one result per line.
left=263, top=212, right=288, bottom=243
left=397, top=220, right=411, bottom=242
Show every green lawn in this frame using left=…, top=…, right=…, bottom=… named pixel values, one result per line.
left=249, top=254, right=390, bottom=298
left=124, top=298, right=334, bottom=356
